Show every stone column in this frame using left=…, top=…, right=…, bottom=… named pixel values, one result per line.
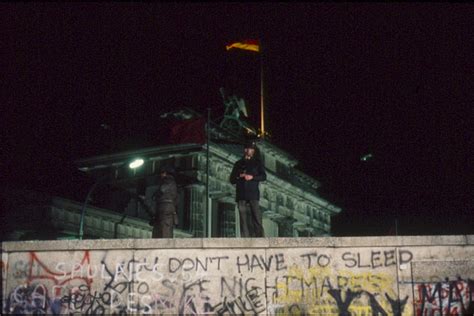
left=187, top=184, right=206, bottom=237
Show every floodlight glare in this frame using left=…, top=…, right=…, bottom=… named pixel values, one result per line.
left=129, top=158, right=144, bottom=169
left=360, top=153, right=373, bottom=162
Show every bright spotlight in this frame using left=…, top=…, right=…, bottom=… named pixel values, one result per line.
left=129, top=158, right=144, bottom=169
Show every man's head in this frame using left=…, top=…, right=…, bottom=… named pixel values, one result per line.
left=159, top=165, right=175, bottom=178
left=244, top=141, right=257, bottom=159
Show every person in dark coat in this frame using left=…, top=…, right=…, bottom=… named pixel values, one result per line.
left=230, top=141, right=267, bottom=237
left=151, top=165, right=178, bottom=238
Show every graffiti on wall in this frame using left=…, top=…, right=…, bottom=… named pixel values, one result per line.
left=2, top=247, right=472, bottom=315
left=414, top=278, right=474, bottom=316
left=409, top=260, right=474, bottom=316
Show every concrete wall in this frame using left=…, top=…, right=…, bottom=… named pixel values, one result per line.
left=1, top=236, right=473, bottom=315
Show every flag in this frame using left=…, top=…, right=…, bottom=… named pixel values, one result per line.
left=226, top=40, right=260, bottom=53
left=169, top=117, right=206, bottom=145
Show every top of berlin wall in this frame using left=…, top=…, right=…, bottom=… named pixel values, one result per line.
left=1, top=235, right=473, bottom=252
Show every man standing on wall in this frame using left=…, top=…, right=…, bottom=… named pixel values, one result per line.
left=150, top=165, right=178, bottom=238
left=230, top=140, right=267, bottom=237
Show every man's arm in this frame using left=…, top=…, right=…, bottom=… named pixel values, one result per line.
left=136, top=194, right=154, bottom=218
left=251, top=161, right=267, bottom=182
left=230, top=161, right=241, bottom=184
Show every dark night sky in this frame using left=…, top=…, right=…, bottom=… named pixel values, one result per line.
left=2, top=3, right=473, bottom=236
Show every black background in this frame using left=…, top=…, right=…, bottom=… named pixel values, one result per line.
left=2, top=3, right=473, bottom=236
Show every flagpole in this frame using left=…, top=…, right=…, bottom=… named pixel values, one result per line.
left=225, top=39, right=264, bottom=137
left=260, top=41, right=265, bottom=138
left=206, top=108, right=211, bottom=238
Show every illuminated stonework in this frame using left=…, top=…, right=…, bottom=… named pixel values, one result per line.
left=72, top=134, right=341, bottom=238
